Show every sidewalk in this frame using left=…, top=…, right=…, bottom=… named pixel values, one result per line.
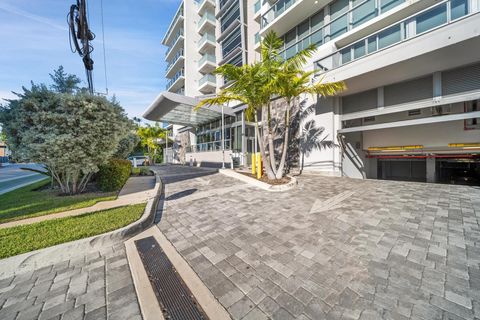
left=0, top=175, right=157, bottom=230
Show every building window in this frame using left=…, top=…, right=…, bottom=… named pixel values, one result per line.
left=220, top=1, right=240, bottom=32
left=352, top=0, right=376, bottom=28
left=378, top=24, right=402, bottom=49
left=222, top=27, right=242, bottom=58
left=451, top=0, right=469, bottom=20
left=415, top=4, right=447, bottom=34
left=465, top=100, right=479, bottom=130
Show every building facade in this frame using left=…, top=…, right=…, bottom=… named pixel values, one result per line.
left=146, top=0, right=480, bottom=185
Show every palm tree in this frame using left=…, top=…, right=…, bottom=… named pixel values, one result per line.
left=137, top=123, right=168, bottom=165
left=196, top=63, right=278, bottom=179
left=298, top=119, right=336, bottom=175
left=197, top=31, right=345, bottom=180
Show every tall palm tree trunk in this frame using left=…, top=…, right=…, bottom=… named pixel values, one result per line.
left=275, top=100, right=291, bottom=179
left=254, top=113, right=276, bottom=180
left=266, top=103, right=277, bottom=176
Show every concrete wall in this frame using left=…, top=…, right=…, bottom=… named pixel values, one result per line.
left=302, top=95, right=342, bottom=175
left=363, top=120, right=479, bottom=149
left=186, top=150, right=233, bottom=168
left=184, top=0, right=203, bottom=97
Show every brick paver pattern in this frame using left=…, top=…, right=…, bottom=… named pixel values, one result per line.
left=155, top=166, right=480, bottom=320
left=0, top=243, right=141, bottom=320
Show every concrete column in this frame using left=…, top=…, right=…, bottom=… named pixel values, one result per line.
left=368, top=158, right=378, bottom=179
left=377, top=87, right=384, bottom=109
left=426, top=157, right=436, bottom=183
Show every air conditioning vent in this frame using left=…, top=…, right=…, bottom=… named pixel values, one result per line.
left=363, top=116, right=375, bottom=123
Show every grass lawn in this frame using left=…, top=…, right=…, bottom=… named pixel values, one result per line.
left=0, top=203, right=146, bottom=259
left=0, top=179, right=117, bottom=224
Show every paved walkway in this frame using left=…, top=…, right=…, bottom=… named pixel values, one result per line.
left=0, top=175, right=157, bottom=229
left=154, top=165, right=480, bottom=320
left=0, top=242, right=141, bottom=320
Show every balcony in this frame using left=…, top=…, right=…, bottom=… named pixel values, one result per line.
left=165, top=49, right=184, bottom=78
left=198, top=74, right=217, bottom=93
left=198, top=32, right=216, bottom=54
left=314, top=0, right=480, bottom=94
left=198, top=53, right=217, bottom=73
left=162, top=6, right=184, bottom=45
left=165, top=29, right=184, bottom=61
left=254, top=0, right=261, bottom=21
left=197, top=12, right=216, bottom=34
left=197, top=0, right=215, bottom=15
left=166, top=69, right=185, bottom=92
left=261, top=0, right=409, bottom=39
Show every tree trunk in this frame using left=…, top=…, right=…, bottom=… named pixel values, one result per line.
left=266, top=103, right=277, bottom=176
left=254, top=112, right=276, bottom=180
left=275, top=100, right=291, bottom=179
left=300, top=152, right=305, bottom=175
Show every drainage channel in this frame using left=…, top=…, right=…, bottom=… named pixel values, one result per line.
left=135, top=236, right=208, bottom=320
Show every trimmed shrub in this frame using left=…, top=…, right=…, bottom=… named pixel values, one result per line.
left=97, top=159, right=132, bottom=192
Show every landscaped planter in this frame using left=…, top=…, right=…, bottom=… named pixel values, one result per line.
left=219, top=169, right=297, bottom=192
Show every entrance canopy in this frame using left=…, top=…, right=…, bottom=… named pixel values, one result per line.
left=143, top=92, right=234, bottom=127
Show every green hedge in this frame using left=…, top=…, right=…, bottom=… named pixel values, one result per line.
left=97, top=159, right=132, bottom=192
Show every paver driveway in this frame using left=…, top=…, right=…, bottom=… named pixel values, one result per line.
left=154, top=165, right=480, bottom=320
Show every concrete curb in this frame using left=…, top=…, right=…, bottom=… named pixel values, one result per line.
left=219, top=169, right=297, bottom=192
left=0, top=173, right=163, bottom=279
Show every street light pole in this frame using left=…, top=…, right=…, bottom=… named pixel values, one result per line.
left=165, top=130, right=168, bottom=164
left=221, top=104, right=225, bottom=169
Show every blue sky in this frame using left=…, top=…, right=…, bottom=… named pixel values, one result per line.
left=0, top=0, right=181, bottom=119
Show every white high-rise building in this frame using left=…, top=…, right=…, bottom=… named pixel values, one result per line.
left=145, top=0, right=480, bottom=184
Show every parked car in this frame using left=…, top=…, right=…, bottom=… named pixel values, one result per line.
left=127, top=156, right=148, bottom=166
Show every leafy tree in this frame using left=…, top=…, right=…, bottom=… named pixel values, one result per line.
left=113, top=133, right=140, bottom=159
left=49, top=66, right=82, bottom=94
left=197, top=31, right=345, bottom=180
left=0, top=83, right=132, bottom=194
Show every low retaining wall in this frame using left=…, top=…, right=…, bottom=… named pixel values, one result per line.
left=0, top=173, right=162, bottom=279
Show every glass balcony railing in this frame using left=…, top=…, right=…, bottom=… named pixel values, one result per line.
left=261, top=0, right=297, bottom=28
left=187, top=140, right=232, bottom=153
left=165, top=49, right=184, bottom=72
left=164, top=6, right=184, bottom=42
left=277, top=0, right=406, bottom=60
left=198, top=32, right=216, bottom=48
left=166, top=69, right=184, bottom=89
left=198, top=54, right=216, bottom=67
left=165, top=29, right=184, bottom=56
left=255, top=32, right=260, bottom=44
left=254, top=0, right=261, bottom=13
left=199, top=74, right=216, bottom=86
left=314, top=0, right=475, bottom=73
left=198, top=0, right=214, bottom=9
left=198, top=12, right=216, bottom=29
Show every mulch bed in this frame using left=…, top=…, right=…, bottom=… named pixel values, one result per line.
left=238, top=171, right=291, bottom=185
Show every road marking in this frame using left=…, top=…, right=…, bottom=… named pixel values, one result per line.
left=309, top=190, right=356, bottom=214
left=0, top=172, right=41, bottom=183
left=0, top=176, right=46, bottom=196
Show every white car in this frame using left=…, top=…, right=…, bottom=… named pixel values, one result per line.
left=128, top=156, right=148, bottom=166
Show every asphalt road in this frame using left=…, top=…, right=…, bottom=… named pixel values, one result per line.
left=0, top=163, right=46, bottom=195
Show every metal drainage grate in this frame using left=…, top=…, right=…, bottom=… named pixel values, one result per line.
left=135, top=236, right=208, bottom=320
